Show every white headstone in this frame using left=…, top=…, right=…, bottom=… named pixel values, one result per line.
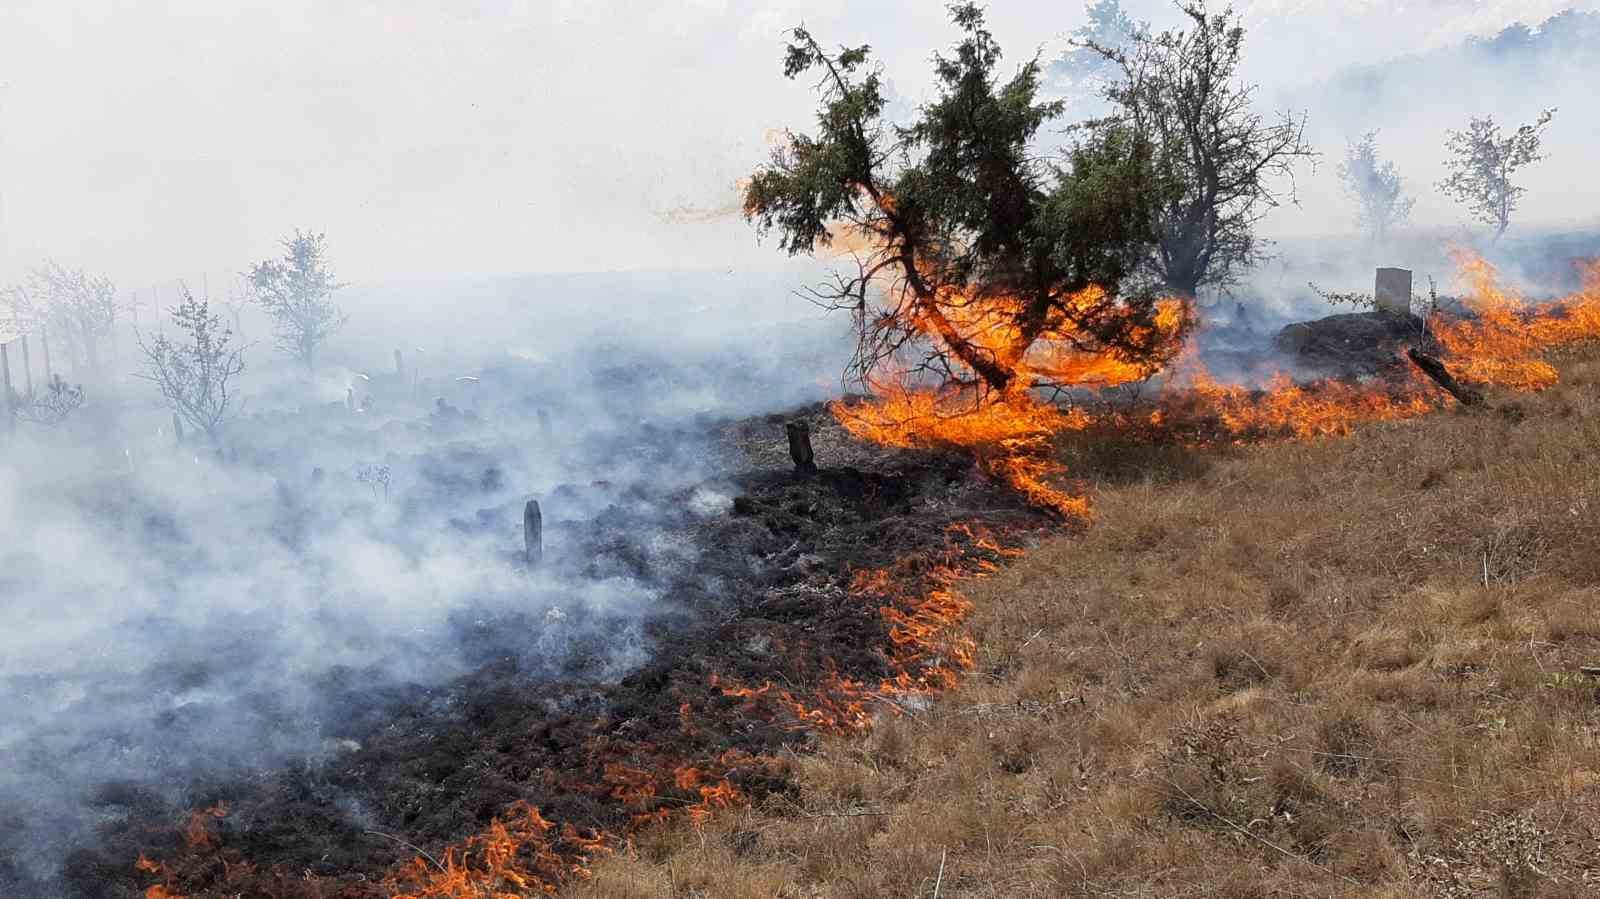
left=1375, top=267, right=1413, bottom=316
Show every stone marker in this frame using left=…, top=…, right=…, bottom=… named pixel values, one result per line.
left=1375, top=267, right=1413, bottom=316
left=786, top=420, right=817, bottom=474
left=524, top=499, right=543, bottom=566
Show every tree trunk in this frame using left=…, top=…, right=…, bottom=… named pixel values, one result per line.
left=19, top=336, right=32, bottom=397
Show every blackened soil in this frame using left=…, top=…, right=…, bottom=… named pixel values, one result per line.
left=60, top=408, right=1050, bottom=898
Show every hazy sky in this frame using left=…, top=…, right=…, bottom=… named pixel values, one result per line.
left=2, top=0, right=1594, bottom=289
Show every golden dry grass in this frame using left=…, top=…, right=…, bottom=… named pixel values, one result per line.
left=574, top=347, right=1600, bottom=899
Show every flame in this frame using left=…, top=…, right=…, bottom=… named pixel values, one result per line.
left=840, top=253, right=1600, bottom=515
left=833, top=382, right=1095, bottom=519
left=183, top=802, right=227, bottom=850
left=712, top=522, right=1024, bottom=735
left=384, top=800, right=611, bottom=899
left=130, top=253, right=1600, bottom=897
left=833, top=277, right=1193, bottom=520
left=1428, top=252, right=1600, bottom=391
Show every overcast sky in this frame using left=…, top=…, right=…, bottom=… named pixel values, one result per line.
left=2, top=0, right=1594, bottom=290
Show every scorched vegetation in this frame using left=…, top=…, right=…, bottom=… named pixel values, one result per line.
left=572, top=322, right=1600, bottom=899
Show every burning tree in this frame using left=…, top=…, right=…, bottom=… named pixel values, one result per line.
left=1437, top=109, right=1556, bottom=241
left=246, top=230, right=347, bottom=368
left=1338, top=131, right=1414, bottom=247
left=1081, top=1, right=1316, bottom=298
left=744, top=4, right=1193, bottom=516
left=136, top=288, right=245, bottom=441
left=3, top=262, right=118, bottom=374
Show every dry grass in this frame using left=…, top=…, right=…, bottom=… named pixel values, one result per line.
left=574, top=347, right=1600, bottom=898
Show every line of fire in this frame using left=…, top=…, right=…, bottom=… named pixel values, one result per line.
left=4, top=3, right=1599, bottom=898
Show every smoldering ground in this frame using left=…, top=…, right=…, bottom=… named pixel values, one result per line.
left=3, top=3, right=1599, bottom=894
left=0, top=269, right=851, bottom=892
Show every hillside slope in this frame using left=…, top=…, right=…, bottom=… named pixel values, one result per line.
left=573, top=346, right=1600, bottom=898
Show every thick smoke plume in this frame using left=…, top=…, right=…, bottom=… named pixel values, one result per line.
left=0, top=271, right=847, bottom=890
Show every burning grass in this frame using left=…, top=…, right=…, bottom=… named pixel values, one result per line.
left=570, top=330, right=1600, bottom=899
left=837, top=254, right=1600, bottom=520
left=123, top=460, right=1049, bottom=899
left=119, top=253, right=1600, bottom=899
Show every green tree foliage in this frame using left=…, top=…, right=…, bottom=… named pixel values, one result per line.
left=744, top=3, right=1189, bottom=398
left=1082, top=1, right=1315, bottom=298
left=1338, top=131, right=1414, bottom=246
left=247, top=230, right=347, bottom=368
left=1437, top=110, right=1555, bottom=240
left=136, top=288, right=244, bottom=440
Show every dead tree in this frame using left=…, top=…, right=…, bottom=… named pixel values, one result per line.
left=136, top=287, right=245, bottom=442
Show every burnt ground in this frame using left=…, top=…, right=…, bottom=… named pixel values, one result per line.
left=51, top=405, right=1053, bottom=899
left=1272, top=310, right=1435, bottom=380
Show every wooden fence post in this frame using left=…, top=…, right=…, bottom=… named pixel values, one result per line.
left=786, top=420, right=817, bottom=474
left=1, top=341, right=15, bottom=437
left=19, top=335, right=33, bottom=397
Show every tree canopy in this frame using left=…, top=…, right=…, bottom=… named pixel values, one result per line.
left=136, top=288, right=245, bottom=440
left=1338, top=131, right=1414, bottom=246
left=1081, top=1, right=1315, bottom=298
left=744, top=3, right=1192, bottom=403
left=247, top=230, right=347, bottom=368
left=1437, top=110, right=1555, bottom=240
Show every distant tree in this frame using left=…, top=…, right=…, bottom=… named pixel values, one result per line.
left=1337, top=131, right=1414, bottom=246
left=1049, top=1, right=1141, bottom=91
left=1436, top=109, right=1555, bottom=241
left=136, top=287, right=244, bottom=441
left=356, top=463, right=391, bottom=501
left=246, top=230, right=346, bottom=367
left=1082, top=1, right=1316, bottom=298
left=743, top=4, right=1191, bottom=401
left=3, top=263, right=117, bottom=373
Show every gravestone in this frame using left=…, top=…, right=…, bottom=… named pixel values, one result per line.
left=524, top=499, right=543, bottom=567
left=1375, top=267, right=1413, bottom=316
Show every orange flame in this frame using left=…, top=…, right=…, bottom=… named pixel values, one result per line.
left=384, top=800, right=611, bottom=899
left=712, top=522, right=1022, bottom=736
left=840, top=253, right=1600, bottom=515
left=182, top=802, right=227, bottom=850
